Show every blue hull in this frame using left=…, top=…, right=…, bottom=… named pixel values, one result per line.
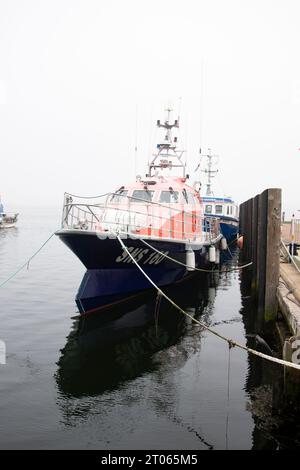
left=76, top=266, right=187, bottom=313
left=57, top=231, right=210, bottom=313
left=220, top=221, right=238, bottom=242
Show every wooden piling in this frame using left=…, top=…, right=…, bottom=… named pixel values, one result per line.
left=251, top=195, right=259, bottom=292
left=257, top=190, right=268, bottom=325
left=239, top=188, right=281, bottom=331
left=241, top=189, right=300, bottom=397
left=264, top=188, right=281, bottom=321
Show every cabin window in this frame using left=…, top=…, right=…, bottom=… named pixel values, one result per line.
left=230, top=206, right=233, bottom=215
left=131, top=190, right=154, bottom=203
left=205, top=205, right=212, bottom=214
left=182, top=189, right=195, bottom=204
left=215, top=205, right=223, bottom=215
left=159, top=191, right=179, bottom=203
left=187, top=192, right=195, bottom=204
left=110, top=190, right=128, bottom=203
left=227, top=206, right=230, bottom=215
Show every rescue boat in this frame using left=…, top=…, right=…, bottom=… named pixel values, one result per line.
left=56, top=110, right=223, bottom=313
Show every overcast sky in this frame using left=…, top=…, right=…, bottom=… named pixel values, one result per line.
left=0, top=0, right=299, bottom=216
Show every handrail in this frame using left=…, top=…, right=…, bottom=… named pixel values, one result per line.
left=63, top=191, right=110, bottom=199
left=63, top=203, right=200, bottom=226
left=93, top=218, right=204, bottom=240
left=63, top=202, right=217, bottom=230
left=61, top=191, right=220, bottom=243
left=63, top=211, right=208, bottom=230
left=61, top=213, right=219, bottom=243
left=65, top=191, right=201, bottom=215
left=281, top=239, right=300, bottom=274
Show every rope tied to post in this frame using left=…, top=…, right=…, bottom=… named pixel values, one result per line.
left=2, top=226, right=300, bottom=372
left=117, top=229, right=253, bottom=273
left=115, top=232, right=300, bottom=372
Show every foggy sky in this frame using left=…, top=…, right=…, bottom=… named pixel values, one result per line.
left=1, top=0, right=299, bottom=217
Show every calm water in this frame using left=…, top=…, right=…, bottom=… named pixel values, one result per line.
left=0, top=208, right=298, bottom=450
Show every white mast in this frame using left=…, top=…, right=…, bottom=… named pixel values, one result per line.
left=196, top=148, right=218, bottom=196
left=147, top=108, right=186, bottom=178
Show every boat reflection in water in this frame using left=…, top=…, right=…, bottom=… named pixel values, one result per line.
left=56, top=271, right=219, bottom=400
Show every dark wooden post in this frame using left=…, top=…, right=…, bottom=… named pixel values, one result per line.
left=243, top=199, right=248, bottom=261
left=248, top=197, right=253, bottom=263
left=239, top=201, right=245, bottom=260
left=239, top=201, right=244, bottom=236
left=251, top=195, right=259, bottom=292
left=256, top=188, right=281, bottom=331
left=255, top=192, right=264, bottom=303
left=243, top=199, right=252, bottom=263
left=264, top=188, right=281, bottom=321
left=257, top=190, right=268, bottom=321
left=239, top=188, right=281, bottom=333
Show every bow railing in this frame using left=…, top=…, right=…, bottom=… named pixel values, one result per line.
left=61, top=192, right=220, bottom=243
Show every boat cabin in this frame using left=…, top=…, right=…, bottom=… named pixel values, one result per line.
left=100, top=176, right=205, bottom=241
left=109, top=177, right=202, bottom=206
left=202, top=197, right=238, bottom=221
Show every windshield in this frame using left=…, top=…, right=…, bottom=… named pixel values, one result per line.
left=159, top=191, right=179, bottom=203
left=110, top=190, right=128, bottom=204
left=182, top=190, right=196, bottom=205
left=131, top=190, right=154, bottom=203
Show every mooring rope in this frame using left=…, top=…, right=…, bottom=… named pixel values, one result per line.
left=2, top=227, right=300, bottom=371
left=63, top=192, right=111, bottom=199
left=0, top=232, right=56, bottom=289
left=118, top=229, right=252, bottom=273
left=115, top=233, right=300, bottom=371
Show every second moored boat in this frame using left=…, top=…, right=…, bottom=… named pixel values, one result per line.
left=199, top=149, right=239, bottom=242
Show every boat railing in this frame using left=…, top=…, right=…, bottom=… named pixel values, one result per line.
left=61, top=192, right=220, bottom=243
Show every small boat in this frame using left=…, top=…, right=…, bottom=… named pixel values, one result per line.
left=198, top=149, right=239, bottom=242
left=56, top=110, right=223, bottom=313
left=0, top=198, right=18, bottom=229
